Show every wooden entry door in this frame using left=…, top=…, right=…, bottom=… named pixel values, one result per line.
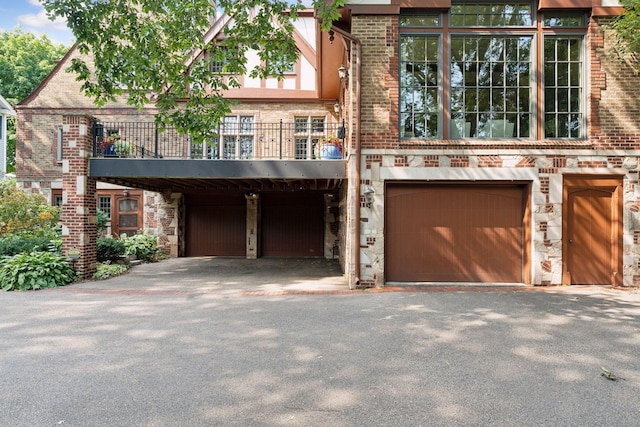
left=564, top=177, right=622, bottom=286
left=114, top=195, right=142, bottom=237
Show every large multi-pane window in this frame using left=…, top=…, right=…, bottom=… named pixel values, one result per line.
left=400, top=36, right=440, bottom=138
left=222, top=116, right=254, bottom=159
left=189, top=115, right=254, bottom=159
left=294, top=116, right=325, bottom=159
left=399, top=2, right=585, bottom=140
left=450, top=35, right=532, bottom=138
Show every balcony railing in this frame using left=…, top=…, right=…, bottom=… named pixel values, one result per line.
left=92, top=120, right=346, bottom=160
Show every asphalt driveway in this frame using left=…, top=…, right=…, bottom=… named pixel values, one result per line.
left=1, top=258, right=639, bottom=426
left=72, top=257, right=349, bottom=294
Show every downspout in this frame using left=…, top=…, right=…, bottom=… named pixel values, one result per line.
left=330, top=26, right=362, bottom=288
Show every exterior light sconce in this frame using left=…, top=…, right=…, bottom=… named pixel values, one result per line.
left=245, top=190, right=258, bottom=200
left=334, top=103, right=341, bottom=114
left=338, top=66, right=348, bottom=82
left=123, top=189, right=130, bottom=197
left=363, top=185, right=375, bottom=208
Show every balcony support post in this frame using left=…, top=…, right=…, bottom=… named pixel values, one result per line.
left=61, top=115, right=97, bottom=278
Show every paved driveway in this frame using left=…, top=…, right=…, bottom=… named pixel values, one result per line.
left=1, top=258, right=639, bottom=426
left=72, top=257, right=349, bottom=294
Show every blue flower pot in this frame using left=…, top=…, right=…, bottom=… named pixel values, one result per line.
left=102, top=145, right=116, bottom=157
left=319, top=144, right=341, bottom=160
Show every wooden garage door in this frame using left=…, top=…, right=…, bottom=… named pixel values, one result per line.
left=386, top=184, right=524, bottom=282
left=185, top=194, right=246, bottom=256
left=261, top=192, right=324, bottom=257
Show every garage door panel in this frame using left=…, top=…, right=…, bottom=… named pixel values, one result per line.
left=186, top=194, right=246, bottom=256
left=262, top=193, right=324, bottom=257
left=386, top=185, right=523, bottom=282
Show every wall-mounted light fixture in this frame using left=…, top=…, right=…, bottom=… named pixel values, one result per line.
left=123, top=189, right=130, bottom=197
left=338, top=66, right=348, bottom=82
left=363, top=185, right=375, bottom=208
left=334, top=103, right=341, bottom=114
left=245, top=190, right=258, bottom=200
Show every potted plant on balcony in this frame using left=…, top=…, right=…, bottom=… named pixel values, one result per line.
left=113, top=139, right=135, bottom=158
left=316, top=136, right=343, bottom=160
left=99, top=133, right=119, bottom=157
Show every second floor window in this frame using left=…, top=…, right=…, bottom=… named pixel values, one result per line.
left=450, top=35, right=533, bottom=138
left=222, top=115, right=254, bottom=159
left=294, top=116, right=325, bottom=159
left=399, top=3, right=586, bottom=140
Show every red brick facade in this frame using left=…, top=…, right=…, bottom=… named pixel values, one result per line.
left=61, top=115, right=97, bottom=278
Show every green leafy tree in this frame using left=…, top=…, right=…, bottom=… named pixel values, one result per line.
left=0, top=27, right=69, bottom=172
left=41, top=0, right=344, bottom=142
left=0, top=178, right=60, bottom=238
left=0, top=27, right=69, bottom=104
left=612, top=1, right=640, bottom=63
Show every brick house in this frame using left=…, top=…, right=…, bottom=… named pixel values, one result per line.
left=0, top=93, right=16, bottom=176
left=15, top=11, right=348, bottom=278
left=15, top=1, right=640, bottom=288
left=346, top=0, right=640, bottom=287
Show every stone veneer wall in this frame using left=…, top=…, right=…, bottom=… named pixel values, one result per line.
left=143, top=191, right=182, bottom=256
left=350, top=14, right=640, bottom=287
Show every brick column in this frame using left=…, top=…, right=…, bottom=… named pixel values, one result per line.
left=61, top=115, right=97, bottom=278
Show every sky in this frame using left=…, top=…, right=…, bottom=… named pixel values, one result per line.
left=0, top=0, right=75, bottom=46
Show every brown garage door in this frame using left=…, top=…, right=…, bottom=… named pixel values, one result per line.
left=185, top=193, right=246, bottom=256
left=386, top=184, right=524, bottom=282
left=261, top=192, right=324, bottom=257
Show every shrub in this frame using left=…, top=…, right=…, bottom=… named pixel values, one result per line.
left=0, top=178, right=60, bottom=238
left=0, top=251, right=75, bottom=291
left=96, top=209, right=110, bottom=235
left=0, top=236, right=54, bottom=256
left=96, top=237, right=125, bottom=261
left=121, top=232, right=158, bottom=262
left=93, top=261, right=129, bottom=280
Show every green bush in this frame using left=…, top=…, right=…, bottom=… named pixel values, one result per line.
left=0, top=236, right=59, bottom=256
left=93, top=261, right=129, bottom=280
left=0, top=178, right=60, bottom=238
left=96, top=209, right=110, bottom=234
left=96, top=237, right=125, bottom=261
left=0, top=251, right=75, bottom=291
left=121, top=232, right=158, bottom=262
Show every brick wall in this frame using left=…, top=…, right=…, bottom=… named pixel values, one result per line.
left=60, top=115, right=97, bottom=278
left=590, top=17, right=640, bottom=149
left=351, top=12, right=640, bottom=287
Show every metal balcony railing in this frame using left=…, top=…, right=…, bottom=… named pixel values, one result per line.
left=92, top=120, right=346, bottom=160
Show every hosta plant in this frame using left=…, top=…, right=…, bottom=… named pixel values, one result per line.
left=0, top=251, right=75, bottom=291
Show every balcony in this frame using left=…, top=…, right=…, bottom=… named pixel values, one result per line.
left=92, top=120, right=346, bottom=160
left=89, top=120, right=347, bottom=192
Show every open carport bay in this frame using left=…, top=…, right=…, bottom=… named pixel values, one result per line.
left=1, top=281, right=639, bottom=426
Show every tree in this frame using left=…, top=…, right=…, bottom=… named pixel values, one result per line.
left=611, top=1, right=640, bottom=64
left=41, top=0, right=344, bottom=141
left=0, top=27, right=69, bottom=105
left=0, top=28, right=69, bottom=172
